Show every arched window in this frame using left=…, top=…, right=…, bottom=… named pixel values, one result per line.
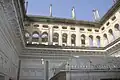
left=96, top=36, right=100, bottom=47
left=25, top=31, right=30, bottom=44
left=41, top=32, right=48, bottom=42
left=32, top=31, right=39, bottom=44
left=53, top=33, right=59, bottom=42
left=108, top=29, right=115, bottom=42
left=114, top=24, right=120, bottom=31
left=89, top=35, right=93, bottom=47
left=71, top=34, right=76, bottom=45
left=62, top=33, right=67, bottom=43
left=114, top=23, right=120, bottom=38
left=103, top=34, right=109, bottom=46
left=81, top=34, right=85, bottom=46
left=25, top=32, right=30, bottom=38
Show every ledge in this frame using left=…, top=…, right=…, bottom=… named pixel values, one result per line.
left=26, top=44, right=104, bottom=50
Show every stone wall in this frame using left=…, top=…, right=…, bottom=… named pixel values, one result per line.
left=20, top=59, right=45, bottom=80
left=0, top=0, right=23, bottom=80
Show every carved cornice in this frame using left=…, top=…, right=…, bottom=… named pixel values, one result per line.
left=21, top=48, right=105, bottom=59
left=21, top=37, right=120, bottom=59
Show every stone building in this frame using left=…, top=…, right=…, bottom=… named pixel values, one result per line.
left=0, top=0, right=120, bottom=80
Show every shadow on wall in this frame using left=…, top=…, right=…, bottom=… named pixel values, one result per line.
left=0, top=75, right=5, bottom=80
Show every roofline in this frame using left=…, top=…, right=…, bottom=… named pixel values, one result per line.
left=26, top=15, right=100, bottom=28
left=23, top=0, right=120, bottom=28
left=100, top=0, right=120, bottom=25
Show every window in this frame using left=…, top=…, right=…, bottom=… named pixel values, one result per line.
left=55, top=44, right=58, bottom=46
left=24, top=24, right=30, bottom=27
left=53, top=26, right=58, bottom=29
left=32, top=31, right=39, bottom=44
left=53, top=33, right=59, bottom=42
left=71, top=27, right=75, bottom=30
left=108, top=29, right=113, bottom=35
left=34, top=24, right=39, bottom=27
left=106, top=22, right=110, bottom=26
left=81, top=34, right=85, bottom=45
left=62, top=33, right=67, bottom=43
left=114, top=23, right=120, bottom=31
left=62, top=44, right=65, bottom=46
left=89, top=35, right=93, bottom=46
left=95, top=30, right=99, bottom=32
left=103, top=34, right=107, bottom=39
left=111, top=16, right=116, bottom=21
left=62, top=26, right=67, bottom=29
left=96, top=36, right=100, bottom=47
left=43, top=25, right=48, bottom=28
left=41, top=32, right=48, bottom=42
left=25, top=31, right=30, bottom=44
left=108, top=29, right=115, bottom=40
left=88, top=29, right=92, bottom=31
left=32, top=31, right=39, bottom=38
left=71, top=34, right=76, bottom=45
left=101, top=27, right=105, bottom=31
left=80, top=28, right=84, bottom=31
left=25, top=32, right=30, bottom=38
left=103, top=34, right=109, bottom=44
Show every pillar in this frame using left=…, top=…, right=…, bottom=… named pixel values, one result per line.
left=85, top=35, right=89, bottom=47
left=44, top=61, right=49, bottom=80
left=48, top=25, right=53, bottom=45
left=76, top=27, right=80, bottom=46
left=29, top=33, right=32, bottom=44
left=67, top=31, right=71, bottom=46
left=17, top=60, right=21, bottom=80
left=93, top=36, right=96, bottom=47
left=59, top=27, right=62, bottom=46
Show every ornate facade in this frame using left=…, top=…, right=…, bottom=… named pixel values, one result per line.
left=0, top=0, right=120, bottom=80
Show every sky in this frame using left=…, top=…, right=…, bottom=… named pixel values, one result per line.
left=26, top=0, right=114, bottom=21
